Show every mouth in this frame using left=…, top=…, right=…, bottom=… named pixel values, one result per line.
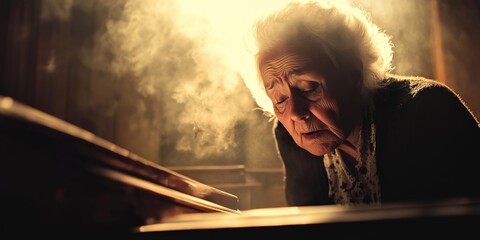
left=302, top=130, right=326, bottom=140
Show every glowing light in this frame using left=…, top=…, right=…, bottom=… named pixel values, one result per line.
left=174, top=0, right=317, bottom=114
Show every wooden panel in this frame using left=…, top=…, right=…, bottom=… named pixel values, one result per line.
left=134, top=199, right=480, bottom=239
left=0, top=0, right=39, bottom=106
left=0, top=96, right=239, bottom=236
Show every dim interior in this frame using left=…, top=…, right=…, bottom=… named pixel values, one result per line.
left=1, top=0, right=480, bottom=233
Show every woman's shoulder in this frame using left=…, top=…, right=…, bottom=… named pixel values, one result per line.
left=375, top=74, right=479, bottom=126
left=378, top=74, right=450, bottom=95
left=375, top=74, right=459, bottom=107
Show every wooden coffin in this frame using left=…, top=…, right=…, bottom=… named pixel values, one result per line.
left=0, top=96, right=239, bottom=237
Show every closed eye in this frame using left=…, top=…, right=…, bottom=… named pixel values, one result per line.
left=274, top=97, right=288, bottom=113
left=303, top=88, right=318, bottom=94
left=299, top=82, right=322, bottom=99
left=276, top=97, right=288, bottom=105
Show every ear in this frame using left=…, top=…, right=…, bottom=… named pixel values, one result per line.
left=349, top=60, right=363, bottom=89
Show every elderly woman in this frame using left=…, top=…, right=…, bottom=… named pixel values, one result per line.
left=250, top=0, right=480, bottom=206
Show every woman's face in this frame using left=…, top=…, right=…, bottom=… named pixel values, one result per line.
left=260, top=51, right=361, bottom=156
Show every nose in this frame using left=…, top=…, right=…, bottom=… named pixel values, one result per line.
left=289, top=94, right=310, bottom=121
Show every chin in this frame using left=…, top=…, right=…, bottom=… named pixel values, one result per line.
left=304, top=142, right=339, bottom=156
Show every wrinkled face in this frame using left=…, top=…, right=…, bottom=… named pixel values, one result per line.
left=260, top=51, right=360, bottom=156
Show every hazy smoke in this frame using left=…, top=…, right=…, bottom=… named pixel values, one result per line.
left=84, top=0, right=260, bottom=161
left=40, top=0, right=74, bottom=21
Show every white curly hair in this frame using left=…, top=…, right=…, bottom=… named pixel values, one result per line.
left=249, top=0, right=394, bottom=116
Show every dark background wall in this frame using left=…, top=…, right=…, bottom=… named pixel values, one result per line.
left=1, top=0, right=479, bottom=209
